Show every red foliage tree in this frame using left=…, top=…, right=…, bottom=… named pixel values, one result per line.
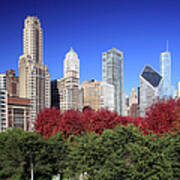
left=81, top=108, right=120, bottom=134
left=34, top=107, right=61, bottom=138
left=35, top=98, right=180, bottom=138
left=145, top=98, right=178, bottom=134
left=59, top=110, right=85, bottom=138
left=171, top=98, right=180, bottom=134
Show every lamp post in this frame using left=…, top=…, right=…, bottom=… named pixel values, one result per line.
left=31, top=152, right=34, bottom=180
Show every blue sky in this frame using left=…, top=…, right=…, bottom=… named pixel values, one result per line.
left=0, top=0, right=179, bottom=95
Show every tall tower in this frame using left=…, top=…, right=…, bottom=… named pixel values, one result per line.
left=64, top=47, right=80, bottom=81
left=102, top=48, right=123, bottom=115
left=19, top=16, right=50, bottom=129
left=160, top=41, right=173, bottom=97
left=57, top=48, right=82, bottom=111
left=23, top=17, right=43, bottom=63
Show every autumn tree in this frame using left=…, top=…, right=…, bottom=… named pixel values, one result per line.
left=59, top=110, right=85, bottom=138
left=34, top=107, right=61, bottom=138
left=145, top=98, right=179, bottom=134
left=81, top=108, right=119, bottom=134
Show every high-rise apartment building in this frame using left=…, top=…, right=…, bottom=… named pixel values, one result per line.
left=0, top=73, right=8, bottom=132
left=0, top=73, right=6, bottom=89
left=102, top=48, right=123, bottom=115
left=81, top=80, right=114, bottom=111
left=56, top=48, right=82, bottom=111
left=19, top=16, right=50, bottom=128
left=160, top=43, right=173, bottom=97
left=139, top=65, right=162, bottom=117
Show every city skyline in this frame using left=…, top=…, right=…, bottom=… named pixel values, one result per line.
left=0, top=0, right=180, bottom=95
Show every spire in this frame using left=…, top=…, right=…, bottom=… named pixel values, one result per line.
left=70, top=47, right=74, bottom=52
left=166, top=40, right=169, bottom=52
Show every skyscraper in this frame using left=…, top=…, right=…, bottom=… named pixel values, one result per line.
left=139, top=65, right=162, bottom=117
left=19, top=16, right=50, bottom=128
left=102, top=48, right=123, bottom=115
left=160, top=42, right=173, bottom=97
left=57, top=48, right=82, bottom=111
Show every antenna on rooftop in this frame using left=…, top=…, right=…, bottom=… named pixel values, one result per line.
left=33, top=0, right=37, bottom=16
left=166, top=40, right=169, bottom=52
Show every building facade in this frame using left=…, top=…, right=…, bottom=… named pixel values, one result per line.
left=81, top=80, right=114, bottom=111
left=129, top=88, right=138, bottom=107
left=139, top=65, right=162, bottom=117
left=5, top=69, right=19, bottom=97
left=19, top=16, right=50, bottom=128
left=0, top=90, right=8, bottom=132
left=0, top=73, right=6, bottom=89
left=125, top=88, right=139, bottom=117
left=8, top=97, right=31, bottom=131
left=102, top=48, right=123, bottom=115
left=129, top=104, right=139, bottom=117
left=160, top=47, right=173, bottom=97
left=51, top=80, right=60, bottom=108
left=0, top=73, right=8, bottom=132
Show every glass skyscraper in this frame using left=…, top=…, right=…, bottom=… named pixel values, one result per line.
left=102, top=48, right=123, bottom=115
left=160, top=45, right=173, bottom=98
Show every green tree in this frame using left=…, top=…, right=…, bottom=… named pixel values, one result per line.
left=47, top=132, right=70, bottom=179
left=66, top=125, right=180, bottom=180
left=0, top=128, right=51, bottom=179
left=66, top=132, right=101, bottom=179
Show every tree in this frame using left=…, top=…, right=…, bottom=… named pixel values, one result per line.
left=66, top=125, right=180, bottom=180
left=47, top=132, right=70, bottom=179
left=145, top=98, right=178, bottom=134
left=66, top=132, right=101, bottom=179
left=82, top=109, right=119, bottom=134
left=59, top=110, right=85, bottom=138
left=34, top=107, right=61, bottom=138
left=0, top=128, right=53, bottom=179
left=171, top=98, right=180, bottom=134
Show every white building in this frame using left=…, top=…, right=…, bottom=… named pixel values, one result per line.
left=58, top=48, right=82, bottom=111
left=139, top=65, right=162, bottom=117
left=0, top=73, right=6, bottom=89
left=19, top=16, right=50, bottom=128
